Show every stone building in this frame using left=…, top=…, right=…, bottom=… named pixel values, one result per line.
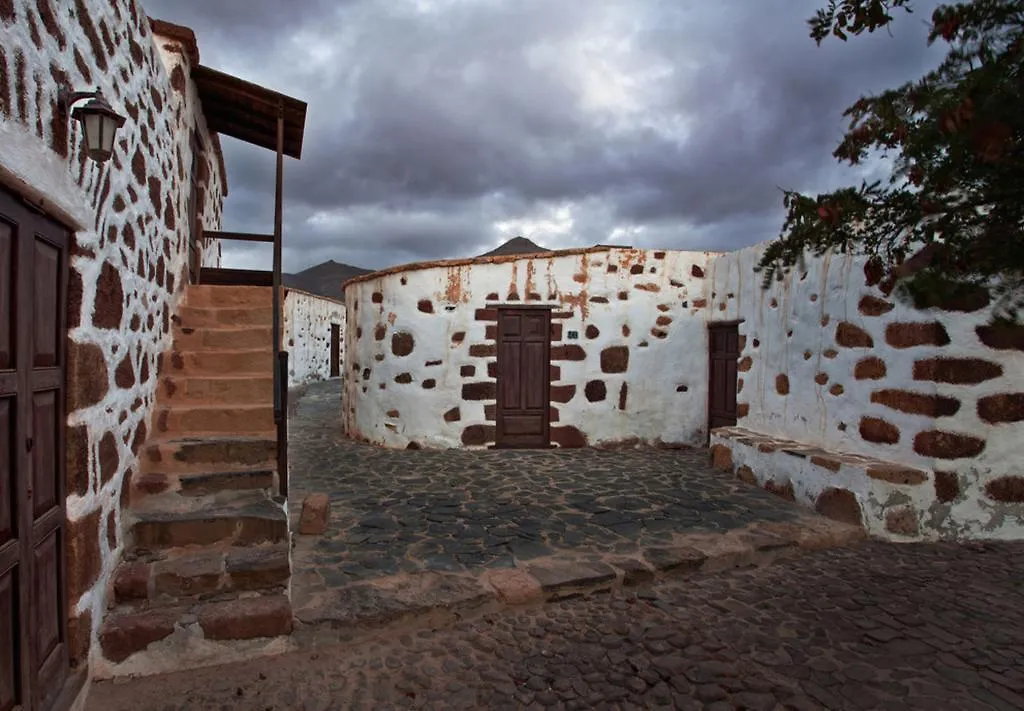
left=0, top=3, right=338, bottom=708
left=342, top=243, right=1024, bottom=543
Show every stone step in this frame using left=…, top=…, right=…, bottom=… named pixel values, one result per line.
left=157, top=375, right=274, bottom=406
left=160, top=348, right=273, bottom=376
left=131, top=468, right=277, bottom=502
left=175, top=305, right=274, bottom=329
left=155, top=404, right=276, bottom=437
left=98, top=593, right=293, bottom=665
left=129, top=490, right=288, bottom=549
left=113, top=542, right=290, bottom=604
left=185, top=285, right=275, bottom=308
left=172, top=325, right=274, bottom=351
left=142, top=435, right=277, bottom=475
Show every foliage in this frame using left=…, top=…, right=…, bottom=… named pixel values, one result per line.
left=756, top=0, right=1024, bottom=322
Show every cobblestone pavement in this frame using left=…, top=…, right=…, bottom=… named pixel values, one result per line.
left=287, top=379, right=808, bottom=587
left=89, top=539, right=1024, bottom=710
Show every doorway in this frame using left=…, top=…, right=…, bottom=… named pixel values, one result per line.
left=329, top=323, right=340, bottom=378
left=707, top=322, right=740, bottom=435
left=494, top=307, right=552, bottom=448
left=0, top=188, right=71, bottom=711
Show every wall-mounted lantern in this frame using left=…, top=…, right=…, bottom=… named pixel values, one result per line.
left=57, top=85, right=126, bottom=163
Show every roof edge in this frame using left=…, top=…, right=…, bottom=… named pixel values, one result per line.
left=342, top=245, right=614, bottom=292
left=149, top=18, right=200, bottom=66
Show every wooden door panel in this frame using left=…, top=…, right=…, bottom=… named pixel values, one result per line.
left=0, top=568, right=18, bottom=711
left=31, top=531, right=59, bottom=670
left=31, top=391, right=57, bottom=518
left=0, top=222, right=12, bottom=372
left=498, top=342, right=522, bottom=409
left=32, top=239, right=59, bottom=369
left=330, top=324, right=340, bottom=378
left=708, top=324, right=739, bottom=431
left=0, top=398, right=12, bottom=548
left=521, top=341, right=547, bottom=409
left=502, top=415, right=544, bottom=436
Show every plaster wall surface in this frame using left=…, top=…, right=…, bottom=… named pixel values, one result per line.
left=343, top=247, right=715, bottom=449
left=283, top=288, right=345, bottom=387
left=708, top=243, right=1024, bottom=541
left=0, top=0, right=225, bottom=674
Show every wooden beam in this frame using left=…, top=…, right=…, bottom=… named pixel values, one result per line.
left=204, top=230, right=275, bottom=243
left=199, top=267, right=273, bottom=286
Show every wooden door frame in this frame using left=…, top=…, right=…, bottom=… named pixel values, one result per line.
left=705, top=319, right=744, bottom=446
left=0, top=185, right=84, bottom=711
left=492, top=304, right=554, bottom=449
left=329, top=323, right=341, bottom=378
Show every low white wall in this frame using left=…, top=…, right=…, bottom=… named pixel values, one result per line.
left=343, top=247, right=714, bottom=449
left=284, top=288, right=345, bottom=387
left=709, top=243, right=1024, bottom=541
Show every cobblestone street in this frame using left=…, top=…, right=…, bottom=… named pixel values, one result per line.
left=89, top=538, right=1024, bottom=710
left=288, top=380, right=814, bottom=581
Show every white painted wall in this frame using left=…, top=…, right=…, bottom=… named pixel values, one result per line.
left=343, top=248, right=714, bottom=449
left=283, top=289, right=345, bottom=387
left=0, top=0, right=226, bottom=673
left=710, top=243, right=1024, bottom=541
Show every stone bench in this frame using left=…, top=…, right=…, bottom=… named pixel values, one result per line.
left=709, top=426, right=933, bottom=541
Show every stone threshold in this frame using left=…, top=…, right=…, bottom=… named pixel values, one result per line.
left=287, top=513, right=865, bottom=653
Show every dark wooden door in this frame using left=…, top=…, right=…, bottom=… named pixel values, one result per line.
left=707, top=323, right=739, bottom=433
left=0, top=189, right=70, bottom=711
left=329, top=324, right=340, bottom=378
left=495, top=308, right=551, bottom=448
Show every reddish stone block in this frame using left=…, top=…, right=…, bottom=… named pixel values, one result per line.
left=100, top=609, right=177, bottom=663
left=417, top=299, right=434, bottom=313
left=885, top=508, right=920, bottom=537
left=870, top=390, right=960, bottom=417
left=469, top=344, right=497, bottom=358
left=985, top=476, right=1024, bottom=503
left=474, top=308, right=498, bottom=321
left=934, top=471, right=960, bottom=503
left=814, top=373, right=829, bottom=385
left=460, top=365, right=475, bottom=377
left=551, top=345, right=586, bottom=361
left=810, top=456, right=841, bottom=473
left=764, top=480, right=795, bottom=501
left=836, top=322, right=874, bottom=348
left=691, top=264, right=705, bottom=278
left=93, top=260, right=124, bottom=329
left=299, top=493, right=331, bottom=535
left=858, top=295, right=894, bottom=316
left=462, top=381, right=496, bottom=400
left=976, top=323, right=1024, bottom=351
left=67, top=424, right=89, bottom=496
left=737, top=403, right=750, bottom=418
left=736, top=465, right=756, bottom=485
left=550, top=323, right=563, bottom=341
left=775, top=374, right=790, bottom=395
left=391, top=332, right=415, bottom=356
left=885, top=322, right=950, bottom=348
left=618, top=383, right=628, bottom=410
left=461, top=425, right=495, bottom=446
left=737, top=356, right=753, bottom=373
left=133, top=472, right=169, bottom=496
left=485, top=325, right=497, bottom=340
left=484, top=404, right=496, bottom=421
left=815, top=488, right=863, bottom=528
left=451, top=331, right=465, bottom=343
left=66, top=508, right=102, bottom=605
left=977, top=393, right=1024, bottom=424
left=584, top=380, right=607, bottom=402
left=551, top=426, right=587, bottom=448
left=913, top=430, right=986, bottom=459
left=913, top=358, right=1003, bottom=384
left=859, top=417, right=900, bottom=444
left=710, top=444, right=733, bottom=471
left=854, top=357, right=887, bottom=380
left=198, top=596, right=292, bottom=641
left=394, top=373, right=412, bottom=384
left=68, top=608, right=92, bottom=668
left=585, top=325, right=600, bottom=339
left=863, top=257, right=884, bottom=286
left=67, top=341, right=108, bottom=411
left=443, top=407, right=461, bottom=422
left=865, top=464, right=927, bottom=486
left=371, top=291, right=383, bottom=303
left=550, top=385, right=576, bottom=403
left=600, top=346, right=629, bottom=373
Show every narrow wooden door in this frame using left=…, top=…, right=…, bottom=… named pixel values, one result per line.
left=707, top=323, right=739, bottom=433
left=495, top=308, right=551, bottom=448
left=0, top=189, right=70, bottom=711
left=329, top=324, right=340, bottom=378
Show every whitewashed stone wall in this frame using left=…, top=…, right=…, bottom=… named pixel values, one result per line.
left=283, top=288, right=345, bottom=387
left=0, top=1, right=225, bottom=671
left=343, top=247, right=713, bottom=449
left=708, top=243, right=1024, bottom=541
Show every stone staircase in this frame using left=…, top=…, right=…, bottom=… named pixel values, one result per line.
left=98, top=285, right=292, bottom=672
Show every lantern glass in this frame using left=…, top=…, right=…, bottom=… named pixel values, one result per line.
left=83, top=112, right=103, bottom=154
left=99, top=114, right=118, bottom=155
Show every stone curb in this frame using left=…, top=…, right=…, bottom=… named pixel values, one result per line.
left=288, top=514, right=865, bottom=652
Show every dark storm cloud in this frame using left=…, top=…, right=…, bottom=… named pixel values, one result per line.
left=141, top=0, right=946, bottom=272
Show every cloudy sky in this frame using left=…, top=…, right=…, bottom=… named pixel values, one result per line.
left=141, top=0, right=946, bottom=274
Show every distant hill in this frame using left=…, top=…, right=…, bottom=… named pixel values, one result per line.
left=477, top=236, right=551, bottom=258
left=283, top=260, right=373, bottom=301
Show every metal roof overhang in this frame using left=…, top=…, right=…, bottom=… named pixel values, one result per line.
left=191, top=64, right=308, bottom=160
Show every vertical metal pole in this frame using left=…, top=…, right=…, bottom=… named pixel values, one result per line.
left=273, top=100, right=287, bottom=497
